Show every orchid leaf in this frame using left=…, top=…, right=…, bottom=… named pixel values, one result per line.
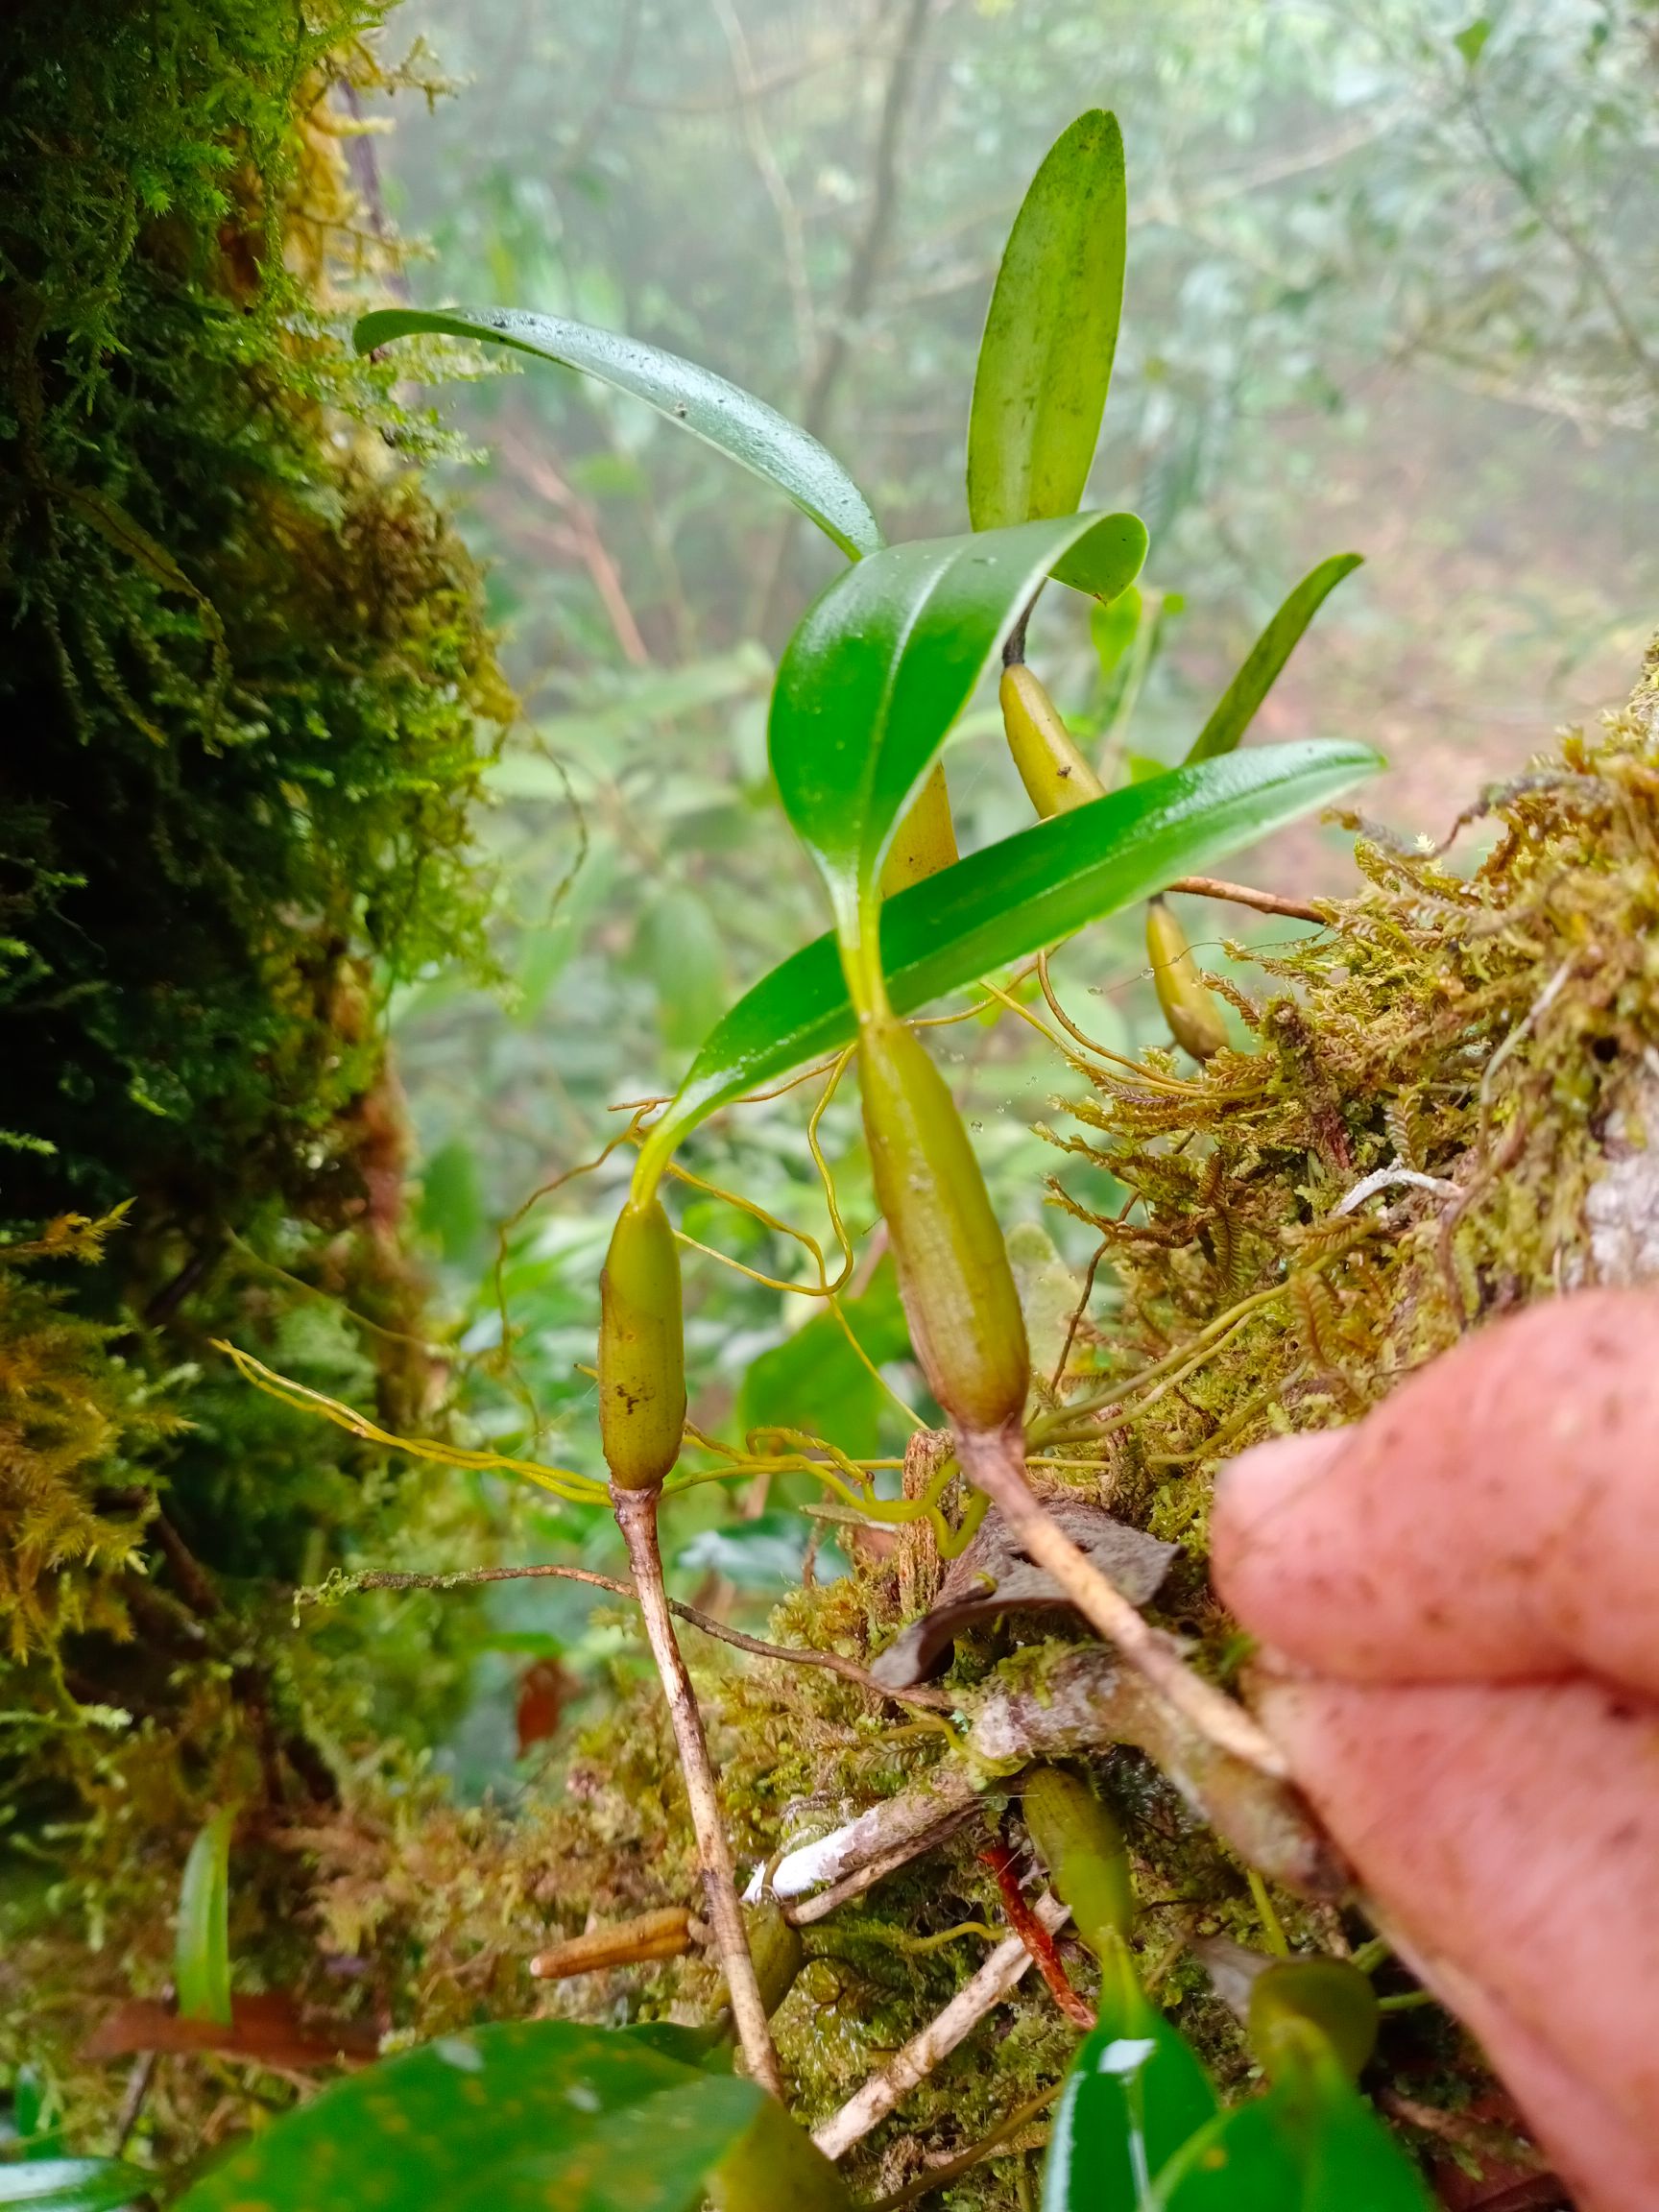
left=968, top=111, right=1128, bottom=539
left=768, top=515, right=1123, bottom=937
left=1183, top=554, right=1362, bottom=763
left=640, top=737, right=1379, bottom=1179
left=1042, top=1985, right=1218, bottom=2212
left=353, top=306, right=880, bottom=561
left=0, top=2163, right=151, bottom=2212
left=1155, top=2071, right=1436, bottom=2210
left=1051, top=511, right=1148, bottom=603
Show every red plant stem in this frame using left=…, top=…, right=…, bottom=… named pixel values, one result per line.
left=982, top=1842, right=1095, bottom=2032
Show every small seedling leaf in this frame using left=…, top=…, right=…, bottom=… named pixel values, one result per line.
left=1454, top=17, right=1492, bottom=64
left=175, top=1808, right=233, bottom=2028
left=354, top=307, right=880, bottom=560
left=644, top=737, right=1380, bottom=1171
left=1182, top=554, right=1362, bottom=763
left=968, top=111, right=1128, bottom=534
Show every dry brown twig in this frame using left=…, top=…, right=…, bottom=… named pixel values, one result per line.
left=955, top=1421, right=1290, bottom=1781
left=529, top=1907, right=695, bottom=1983
left=612, top=1486, right=782, bottom=2097
left=1166, top=874, right=1329, bottom=925
left=812, top=1891, right=1072, bottom=2160
left=308, top=1558, right=953, bottom=1710
left=763, top=1644, right=1338, bottom=1924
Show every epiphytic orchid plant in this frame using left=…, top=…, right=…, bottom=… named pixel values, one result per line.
left=202, top=103, right=1403, bottom=2200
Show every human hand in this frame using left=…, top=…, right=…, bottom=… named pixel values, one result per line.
left=1210, top=1288, right=1659, bottom=2212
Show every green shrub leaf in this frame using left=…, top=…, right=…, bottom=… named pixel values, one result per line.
left=175, top=1808, right=233, bottom=2028
left=172, top=2020, right=849, bottom=2212
left=733, top=1267, right=909, bottom=1459
left=968, top=111, right=1128, bottom=535
left=641, top=737, right=1379, bottom=1177
left=353, top=308, right=880, bottom=561
left=0, top=2162, right=151, bottom=2212
left=769, top=515, right=1123, bottom=941
left=1182, top=555, right=1363, bottom=763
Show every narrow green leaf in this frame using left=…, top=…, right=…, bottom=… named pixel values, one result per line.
left=1182, top=555, right=1362, bottom=764
left=633, top=888, right=729, bottom=1051
left=353, top=307, right=880, bottom=560
left=175, top=1809, right=233, bottom=2029
left=1042, top=1992, right=1218, bottom=2212
left=968, top=111, right=1128, bottom=534
left=172, top=2021, right=756, bottom=2212
left=0, top=2163, right=150, bottom=2212
left=1091, top=585, right=1142, bottom=690
left=769, top=514, right=1120, bottom=927
left=1156, top=2075, right=1436, bottom=2210
left=641, top=738, right=1380, bottom=1177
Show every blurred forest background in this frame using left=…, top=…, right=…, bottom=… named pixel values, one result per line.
left=365, top=0, right=1659, bottom=1787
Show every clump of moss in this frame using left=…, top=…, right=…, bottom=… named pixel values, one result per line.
left=0, top=3, right=509, bottom=1226
left=0, top=1214, right=175, bottom=1661
left=1046, top=633, right=1659, bottom=1559
left=0, top=0, right=515, bottom=2166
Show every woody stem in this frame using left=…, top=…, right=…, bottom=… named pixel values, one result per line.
left=613, top=1484, right=783, bottom=2097
left=953, top=1419, right=1289, bottom=1782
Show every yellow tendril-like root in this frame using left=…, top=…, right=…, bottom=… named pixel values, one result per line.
left=211, top=1340, right=610, bottom=1503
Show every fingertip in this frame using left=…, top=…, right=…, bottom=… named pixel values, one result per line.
left=1211, top=1429, right=1347, bottom=1575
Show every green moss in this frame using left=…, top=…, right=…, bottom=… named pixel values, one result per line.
left=0, top=0, right=513, bottom=2165
left=1046, top=635, right=1659, bottom=1563
left=0, top=3, right=508, bottom=1221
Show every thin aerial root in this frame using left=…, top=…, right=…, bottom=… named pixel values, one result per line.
left=213, top=1341, right=607, bottom=1503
